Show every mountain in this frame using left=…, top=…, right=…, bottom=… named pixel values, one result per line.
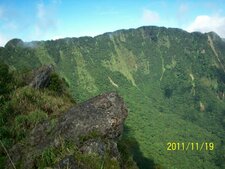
left=1, top=26, right=225, bottom=169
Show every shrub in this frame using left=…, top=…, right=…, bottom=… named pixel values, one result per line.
left=48, top=73, right=67, bottom=94
left=10, top=86, right=73, bottom=116
left=79, top=130, right=102, bottom=143
left=36, top=138, right=77, bottom=168
left=0, top=62, right=14, bottom=102
left=14, top=110, right=48, bottom=140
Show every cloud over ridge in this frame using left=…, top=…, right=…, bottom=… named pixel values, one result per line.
left=186, top=15, right=225, bottom=38
left=142, top=9, right=160, bottom=24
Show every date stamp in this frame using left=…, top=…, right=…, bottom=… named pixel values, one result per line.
left=166, top=142, right=215, bottom=151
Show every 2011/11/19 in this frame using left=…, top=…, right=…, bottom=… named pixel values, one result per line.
left=166, top=142, right=214, bottom=151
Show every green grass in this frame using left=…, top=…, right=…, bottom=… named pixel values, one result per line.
left=36, top=137, right=121, bottom=169
left=0, top=65, right=76, bottom=168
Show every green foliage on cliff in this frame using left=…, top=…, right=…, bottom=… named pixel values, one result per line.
left=47, top=72, right=69, bottom=94
left=0, top=65, right=75, bottom=168
left=1, top=26, right=225, bottom=168
left=0, top=62, right=14, bottom=101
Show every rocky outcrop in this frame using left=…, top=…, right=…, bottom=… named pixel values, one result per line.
left=29, top=65, right=53, bottom=89
left=7, top=92, right=128, bottom=169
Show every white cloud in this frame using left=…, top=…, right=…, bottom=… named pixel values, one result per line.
left=34, top=2, right=59, bottom=39
left=178, top=4, right=188, bottom=16
left=186, top=15, right=225, bottom=38
left=52, top=0, right=62, bottom=5
left=176, top=3, right=189, bottom=25
left=3, top=21, right=18, bottom=30
left=37, top=3, right=45, bottom=19
left=51, top=35, right=64, bottom=40
left=0, top=6, right=4, bottom=19
left=0, top=33, right=8, bottom=47
left=142, top=9, right=160, bottom=24
left=99, top=9, right=119, bottom=16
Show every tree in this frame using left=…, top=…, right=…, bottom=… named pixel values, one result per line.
left=0, top=62, right=14, bottom=103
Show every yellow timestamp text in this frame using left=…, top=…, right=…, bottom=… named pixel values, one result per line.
left=166, top=142, right=215, bottom=151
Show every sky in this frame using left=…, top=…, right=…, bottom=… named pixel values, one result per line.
left=0, top=0, right=225, bottom=46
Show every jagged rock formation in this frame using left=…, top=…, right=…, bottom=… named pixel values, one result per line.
left=29, top=65, right=54, bottom=89
left=7, top=92, right=128, bottom=169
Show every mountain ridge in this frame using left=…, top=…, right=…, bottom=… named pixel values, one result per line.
left=2, top=26, right=223, bottom=48
left=1, top=25, right=225, bottom=169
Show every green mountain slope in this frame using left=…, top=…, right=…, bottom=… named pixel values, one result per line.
left=1, top=26, right=225, bottom=169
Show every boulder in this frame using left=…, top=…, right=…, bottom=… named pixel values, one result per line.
left=7, top=92, right=128, bottom=168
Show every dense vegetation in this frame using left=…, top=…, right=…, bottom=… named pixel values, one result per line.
left=0, top=62, right=75, bottom=167
left=0, top=26, right=225, bottom=168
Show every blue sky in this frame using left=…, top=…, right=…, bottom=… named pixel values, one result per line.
left=0, top=0, right=225, bottom=46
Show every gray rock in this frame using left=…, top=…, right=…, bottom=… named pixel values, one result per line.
left=29, top=65, right=53, bottom=89
left=54, top=92, right=127, bottom=140
left=80, top=139, right=106, bottom=157
left=7, top=92, right=128, bottom=168
left=79, top=138, right=120, bottom=159
left=55, top=155, right=78, bottom=169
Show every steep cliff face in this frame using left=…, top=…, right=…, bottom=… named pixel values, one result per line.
left=1, top=26, right=225, bottom=168
left=28, top=65, right=54, bottom=89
